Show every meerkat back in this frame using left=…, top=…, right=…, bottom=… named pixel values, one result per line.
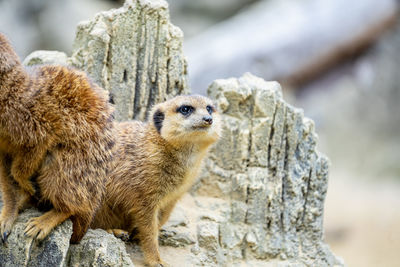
left=0, top=33, right=116, bottom=243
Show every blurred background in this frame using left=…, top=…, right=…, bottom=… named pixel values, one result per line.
left=1, top=0, right=399, bottom=266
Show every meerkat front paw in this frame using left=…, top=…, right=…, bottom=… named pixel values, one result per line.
left=24, top=210, right=70, bottom=241
left=24, top=216, right=52, bottom=240
left=0, top=213, right=17, bottom=243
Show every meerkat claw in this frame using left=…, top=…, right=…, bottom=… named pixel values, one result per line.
left=3, top=231, right=9, bottom=243
left=0, top=215, right=16, bottom=244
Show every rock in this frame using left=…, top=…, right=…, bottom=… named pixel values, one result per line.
left=190, top=244, right=201, bottom=255
left=23, top=50, right=68, bottom=66
left=159, top=227, right=195, bottom=247
left=197, top=222, right=219, bottom=251
left=23, top=0, right=189, bottom=122
left=69, top=0, right=189, bottom=121
left=195, top=221, right=226, bottom=266
left=163, top=205, right=188, bottom=228
left=67, top=229, right=134, bottom=267
left=189, top=73, right=343, bottom=266
left=0, top=209, right=72, bottom=267
left=0, top=210, right=133, bottom=267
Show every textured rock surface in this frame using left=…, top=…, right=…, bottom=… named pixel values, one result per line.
left=23, top=0, right=189, bottom=121
left=69, top=0, right=189, bottom=121
left=67, top=229, right=134, bottom=267
left=188, top=73, right=343, bottom=266
left=0, top=209, right=134, bottom=267
left=0, top=209, right=72, bottom=267
left=23, top=50, right=68, bottom=66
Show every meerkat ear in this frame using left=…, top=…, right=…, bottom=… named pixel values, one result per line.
left=153, top=109, right=164, bottom=133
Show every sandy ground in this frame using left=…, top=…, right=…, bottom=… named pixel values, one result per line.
left=324, top=169, right=400, bottom=267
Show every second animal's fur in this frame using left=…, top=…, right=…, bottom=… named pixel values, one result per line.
left=91, top=95, right=221, bottom=267
left=0, top=33, right=115, bottom=243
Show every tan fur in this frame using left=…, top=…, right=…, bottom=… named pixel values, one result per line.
left=91, top=95, right=221, bottom=266
left=0, top=33, right=116, bottom=243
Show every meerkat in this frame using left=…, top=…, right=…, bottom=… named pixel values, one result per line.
left=90, top=95, right=221, bottom=267
left=0, top=33, right=115, bottom=243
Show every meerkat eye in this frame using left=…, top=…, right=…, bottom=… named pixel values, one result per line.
left=177, top=105, right=194, bottom=116
left=206, top=105, right=214, bottom=115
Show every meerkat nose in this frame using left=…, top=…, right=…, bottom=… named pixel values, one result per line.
left=203, top=116, right=213, bottom=125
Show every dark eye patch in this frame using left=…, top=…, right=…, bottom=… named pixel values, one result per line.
left=153, top=109, right=164, bottom=133
left=176, top=105, right=194, bottom=116
left=206, top=105, right=214, bottom=115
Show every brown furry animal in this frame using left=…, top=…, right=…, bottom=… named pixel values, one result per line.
left=0, top=33, right=115, bottom=243
left=91, top=95, right=221, bottom=267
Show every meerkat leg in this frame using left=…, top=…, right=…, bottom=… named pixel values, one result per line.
left=0, top=154, right=19, bottom=243
left=69, top=212, right=93, bottom=243
left=1, top=191, right=34, bottom=241
left=11, top=148, right=47, bottom=195
left=16, top=189, right=32, bottom=212
left=158, top=199, right=178, bottom=229
left=136, top=210, right=165, bottom=267
left=24, top=209, right=70, bottom=240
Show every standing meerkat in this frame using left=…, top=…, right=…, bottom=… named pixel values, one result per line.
left=0, top=33, right=115, bottom=243
left=91, top=95, right=221, bottom=267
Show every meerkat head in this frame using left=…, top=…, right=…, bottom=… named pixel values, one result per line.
left=149, top=95, right=221, bottom=147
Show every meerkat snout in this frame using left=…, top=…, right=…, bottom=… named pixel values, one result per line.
left=203, top=115, right=213, bottom=125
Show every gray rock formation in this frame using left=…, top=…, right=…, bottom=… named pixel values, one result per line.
left=181, top=73, right=343, bottom=266
left=69, top=0, right=189, bottom=121
left=23, top=0, right=189, bottom=122
left=67, top=229, right=134, bottom=267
